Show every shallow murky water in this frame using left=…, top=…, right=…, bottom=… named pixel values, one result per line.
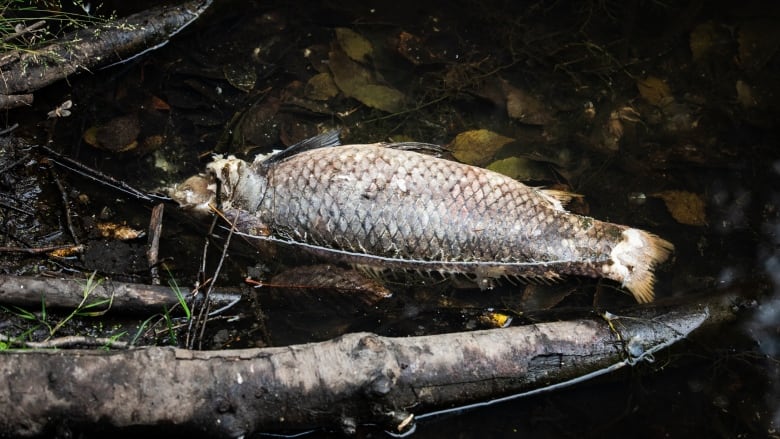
left=1, top=0, right=778, bottom=437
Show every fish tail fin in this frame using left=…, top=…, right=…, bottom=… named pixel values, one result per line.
left=606, top=228, right=674, bottom=303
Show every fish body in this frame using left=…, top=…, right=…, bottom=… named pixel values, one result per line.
left=172, top=132, right=673, bottom=302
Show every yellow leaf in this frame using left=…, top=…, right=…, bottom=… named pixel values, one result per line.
left=478, top=312, right=513, bottom=328
left=352, top=84, right=406, bottom=113
left=335, top=28, right=373, bottom=62
left=486, top=156, right=552, bottom=181
left=450, top=129, right=515, bottom=166
left=328, top=49, right=406, bottom=112
left=97, top=222, right=145, bottom=240
left=651, top=190, right=707, bottom=226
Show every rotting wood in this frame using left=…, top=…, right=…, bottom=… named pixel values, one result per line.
left=0, top=292, right=743, bottom=437
left=0, top=0, right=213, bottom=109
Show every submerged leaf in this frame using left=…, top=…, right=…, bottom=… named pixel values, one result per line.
left=486, top=156, right=553, bottom=181
left=223, top=63, right=257, bottom=92
left=328, top=49, right=406, bottom=112
left=501, top=80, right=552, bottom=125
left=651, top=190, right=707, bottom=226
left=82, top=115, right=141, bottom=153
left=450, top=129, right=515, bottom=166
left=305, top=72, right=339, bottom=101
left=329, top=49, right=373, bottom=86
left=637, top=76, right=674, bottom=107
left=269, top=265, right=391, bottom=306
left=690, top=22, right=724, bottom=62
left=335, top=27, right=373, bottom=62
left=350, top=84, right=406, bottom=113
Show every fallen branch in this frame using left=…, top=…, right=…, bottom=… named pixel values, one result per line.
left=0, top=292, right=742, bottom=437
left=0, top=274, right=240, bottom=313
left=0, top=334, right=128, bottom=349
left=0, top=0, right=213, bottom=108
left=0, top=93, right=32, bottom=109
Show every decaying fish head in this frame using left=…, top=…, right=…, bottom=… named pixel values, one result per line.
left=169, top=173, right=217, bottom=214
left=169, top=154, right=254, bottom=214
left=170, top=154, right=271, bottom=236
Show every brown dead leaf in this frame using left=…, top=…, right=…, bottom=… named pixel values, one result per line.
left=651, top=190, right=707, bottom=226
left=305, top=72, right=339, bottom=101
left=450, top=129, right=515, bottom=166
left=269, top=265, right=391, bottom=306
left=637, top=76, right=674, bottom=107
left=520, top=283, right=577, bottom=311
left=501, top=80, right=552, bottom=125
left=396, top=31, right=427, bottom=64
left=82, top=115, right=140, bottom=152
left=148, top=95, right=170, bottom=111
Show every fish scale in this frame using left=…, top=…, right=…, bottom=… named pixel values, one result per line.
left=171, top=132, right=674, bottom=303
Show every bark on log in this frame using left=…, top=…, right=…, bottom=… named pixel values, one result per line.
left=0, top=274, right=239, bottom=313
left=0, top=0, right=212, bottom=102
left=0, top=292, right=740, bottom=437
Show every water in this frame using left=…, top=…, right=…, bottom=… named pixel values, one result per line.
left=2, top=0, right=778, bottom=436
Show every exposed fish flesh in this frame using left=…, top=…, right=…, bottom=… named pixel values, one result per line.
left=171, top=132, right=673, bottom=303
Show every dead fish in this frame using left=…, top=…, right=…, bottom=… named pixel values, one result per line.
left=171, top=131, right=673, bottom=303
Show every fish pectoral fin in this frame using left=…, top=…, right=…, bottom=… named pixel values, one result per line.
left=217, top=207, right=271, bottom=237
left=538, top=188, right=583, bottom=211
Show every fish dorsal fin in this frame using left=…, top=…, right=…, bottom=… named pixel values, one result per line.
left=256, top=130, right=341, bottom=167
left=537, top=188, right=583, bottom=211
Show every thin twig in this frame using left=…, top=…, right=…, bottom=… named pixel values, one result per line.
left=0, top=123, right=19, bottom=136
left=0, top=244, right=83, bottom=254
left=190, top=208, right=239, bottom=350
left=46, top=163, right=80, bottom=245
left=0, top=334, right=128, bottom=349
left=0, top=200, right=34, bottom=216
left=146, top=203, right=165, bottom=285
left=1, top=20, right=46, bottom=43
left=186, top=214, right=218, bottom=348
left=38, top=145, right=171, bottom=203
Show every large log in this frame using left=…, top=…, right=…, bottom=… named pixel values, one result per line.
left=0, top=293, right=738, bottom=437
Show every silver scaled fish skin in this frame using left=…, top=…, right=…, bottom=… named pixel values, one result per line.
left=171, top=132, right=673, bottom=303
